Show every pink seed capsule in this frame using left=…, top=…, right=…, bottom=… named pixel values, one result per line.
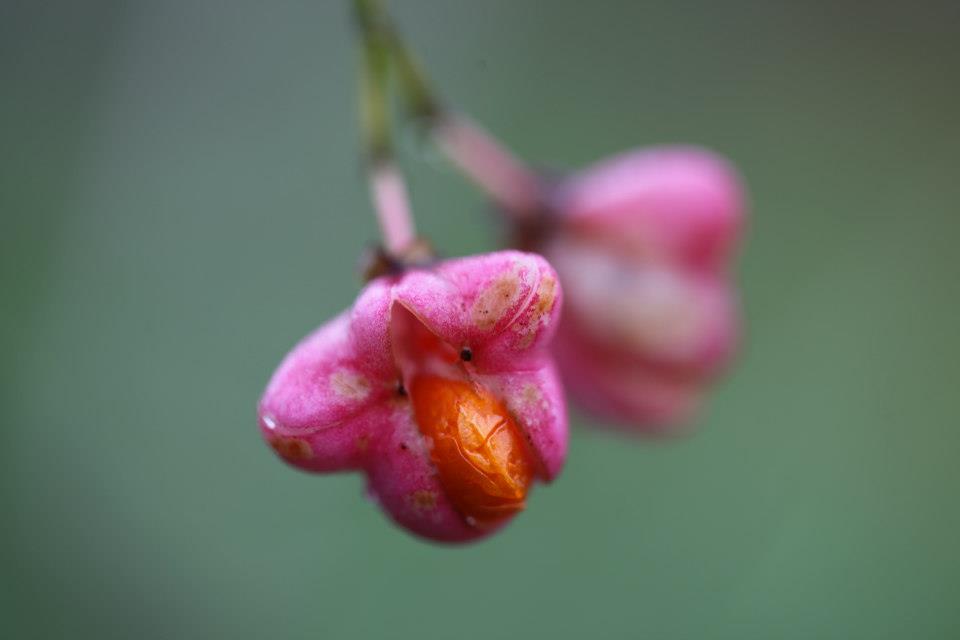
left=539, top=147, right=747, bottom=430
left=258, top=251, right=566, bottom=542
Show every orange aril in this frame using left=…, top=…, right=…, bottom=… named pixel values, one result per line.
left=410, top=374, right=534, bottom=526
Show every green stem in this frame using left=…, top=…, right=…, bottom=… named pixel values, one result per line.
left=354, top=0, right=416, bottom=256
left=354, top=0, right=543, bottom=218
left=385, top=25, right=442, bottom=122
left=356, top=0, right=392, bottom=162
left=354, top=0, right=441, bottom=122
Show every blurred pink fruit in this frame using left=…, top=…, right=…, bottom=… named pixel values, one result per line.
left=539, top=146, right=747, bottom=430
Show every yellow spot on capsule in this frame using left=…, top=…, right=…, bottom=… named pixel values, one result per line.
left=471, top=271, right=522, bottom=330
left=408, top=490, right=438, bottom=512
left=521, top=383, right=542, bottom=407
left=511, top=273, right=557, bottom=349
left=410, top=375, right=534, bottom=527
left=534, top=274, right=557, bottom=317
left=269, top=436, right=313, bottom=461
left=330, top=369, right=370, bottom=400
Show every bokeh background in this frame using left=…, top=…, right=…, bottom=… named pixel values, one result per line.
left=3, top=1, right=959, bottom=638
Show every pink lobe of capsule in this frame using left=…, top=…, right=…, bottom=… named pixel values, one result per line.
left=554, top=146, right=745, bottom=272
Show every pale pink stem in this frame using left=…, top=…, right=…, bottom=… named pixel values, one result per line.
left=369, top=162, right=416, bottom=256
left=433, top=114, right=543, bottom=219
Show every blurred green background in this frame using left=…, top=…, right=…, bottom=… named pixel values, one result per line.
left=3, top=1, right=959, bottom=638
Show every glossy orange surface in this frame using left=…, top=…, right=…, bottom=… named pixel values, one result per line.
left=410, top=374, right=534, bottom=526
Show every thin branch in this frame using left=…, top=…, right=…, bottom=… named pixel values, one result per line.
left=355, top=0, right=416, bottom=257
left=359, top=2, right=544, bottom=219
